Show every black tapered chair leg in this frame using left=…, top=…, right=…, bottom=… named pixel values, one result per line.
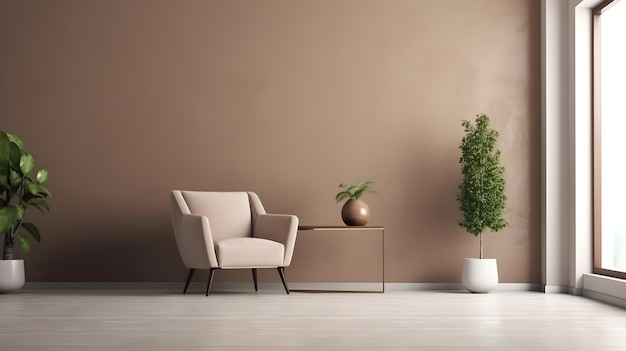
left=206, top=268, right=217, bottom=296
left=252, top=268, right=258, bottom=292
left=277, top=267, right=290, bottom=294
left=183, top=269, right=195, bottom=294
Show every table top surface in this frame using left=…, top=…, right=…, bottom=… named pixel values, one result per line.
left=298, top=225, right=384, bottom=231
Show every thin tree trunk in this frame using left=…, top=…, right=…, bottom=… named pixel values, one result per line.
left=3, top=231, right=14, bottom=260
left=479, top=232, right=483, bottom=259
left=3, top=184, right=13, bottom=260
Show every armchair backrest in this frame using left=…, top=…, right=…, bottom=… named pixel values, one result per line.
left=179, top=191, right=253, bottom=241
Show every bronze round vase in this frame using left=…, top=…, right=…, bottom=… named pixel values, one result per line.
left=341, top=199, right=370, bottom=226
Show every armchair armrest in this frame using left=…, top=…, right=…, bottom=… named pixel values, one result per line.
left=179, top=214, right=219, bottom=268
left=254, top=214, right=299, bottom=266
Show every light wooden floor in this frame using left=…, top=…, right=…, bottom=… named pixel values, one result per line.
left=1, top=289, right=625, bottom=350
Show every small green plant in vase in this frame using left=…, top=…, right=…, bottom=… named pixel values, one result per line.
left=335, top=180, right=377, bottom=226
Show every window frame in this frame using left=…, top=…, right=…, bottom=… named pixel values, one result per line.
left=592, top=0, right=626, bottom=280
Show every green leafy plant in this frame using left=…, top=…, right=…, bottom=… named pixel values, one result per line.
left=335, top=179, right=377, bottom=203
left=0, top=131, right=51, bottom=260
left=457, top=114, right=507, bottom=259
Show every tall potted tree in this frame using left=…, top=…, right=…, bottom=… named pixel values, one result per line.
left=457, top=114, right=507, bottom=293
left=0, top=131, right=51, bottom=293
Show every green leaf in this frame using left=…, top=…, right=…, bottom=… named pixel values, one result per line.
left=18, top=235, right=30, bottom=254
left=27, top=182, right=40, bottom=196
left=21, top=222, right=41, bottom=242
left=10, top=169, right=22, bottom=187
left=30, top=198, right=50, bottom=212
left=8, top=142, right=22, bottom=171
left=0, top=206, right=20, bottom=233
left=356, top=179, right=370, bottom=189
left=15, top=204, right=25, bottom=221
left=0, top=131, right=10, bottom=165
left=335, top=192, right=351, bottom=203
left=22, top=183, right=52, bottom=205
left=36, top=169, right=49, bottom=183
left=26, top=182, right=50, bottom=197
left=20, top=153, right=34, bottom=175
left=32, top=182, right=50, bottom=196
left=7, top=132, right=24, bottom=151
left=39, top=184, right=52, bottom=197
left=0, top=165, right=8, bottom=191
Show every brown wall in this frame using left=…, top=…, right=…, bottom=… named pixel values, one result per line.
left=0, top=0, right=541, bottom=283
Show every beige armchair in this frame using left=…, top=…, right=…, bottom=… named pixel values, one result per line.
left=170, top=191, right=299, bottom=295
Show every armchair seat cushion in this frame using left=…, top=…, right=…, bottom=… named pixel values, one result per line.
left=216, top=237, right=284, bottom=268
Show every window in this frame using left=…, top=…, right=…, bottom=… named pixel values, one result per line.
left=594, top=0, right=626, bottom=279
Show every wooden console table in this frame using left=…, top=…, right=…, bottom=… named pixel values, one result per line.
left=288, top=225, right=385, bottom=292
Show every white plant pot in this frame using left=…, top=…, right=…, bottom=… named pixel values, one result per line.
left=462, top=258, right=498, bottom=293
left=0, top=259, right=25, bottom=293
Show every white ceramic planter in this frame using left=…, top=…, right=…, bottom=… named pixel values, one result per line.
left=462, top=258, right=498, bottom=293
left=0, top=259, right=25, bottom=293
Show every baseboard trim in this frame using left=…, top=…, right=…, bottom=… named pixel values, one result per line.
left=582, top=289, right=626, bottom=309
left=569, top=286, right=583, bottom=296
left=582, top=274, right=626, bottom=308
left=385, top=283, right=463, bottom=290
left=24, top=282, right=184, bottom=290
left=542, top=285, right=570, bottom=293
left=290, top=282, right=384, bottom=292
left=495, top=283, right=542, bottom=292
left=388, top=283, right=541, bottom=291
left=24, top=282, right=541, bottom=292
left=23, top=282, right=384, bottom=292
